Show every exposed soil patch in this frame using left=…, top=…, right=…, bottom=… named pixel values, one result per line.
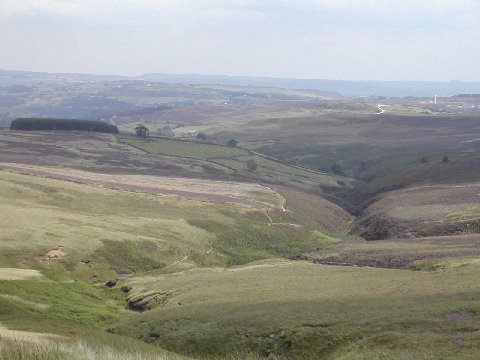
left=126, top=290, right=176, bottom=312
left=44, top=248, right=66, bottom=259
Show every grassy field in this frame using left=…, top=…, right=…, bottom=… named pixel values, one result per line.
left=112, top=259, right=480, bottom=359
left=0, top=166, right=353, bottom=358
left=0, top=165, right=351, bottom=274
left=120, top=135, right=350, bottom=194
left=0, top=265, right=186, bottom=359
left=0, top=130, right=239, bottom=179
left=0, top=130, right=351, bottom=197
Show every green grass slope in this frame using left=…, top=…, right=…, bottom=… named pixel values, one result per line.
left=0, top=167, right=351, bottom=358
left=0, top=169, right=349, bottom=277
left=111, top=259, right=480, bottom=359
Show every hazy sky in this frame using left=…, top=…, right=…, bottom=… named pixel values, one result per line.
left=1, top=0, right=480, bottom=81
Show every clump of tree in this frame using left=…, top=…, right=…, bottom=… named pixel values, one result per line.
left=246, top=159, right=258, bottom=171
left=227, top=139, right=238, bottom=147
left=330, top=163, right=346, bottom=176
left=196, top=132, right=207, bottom=141
left=10, top=118, right=118, bottom=133
left=442, top=156, right=449, bottom=163
left=135, top=124, right=150, bottom=137
left=156, top=125, right=174, bottom=137
left=419, top=156, right=429, bottom=164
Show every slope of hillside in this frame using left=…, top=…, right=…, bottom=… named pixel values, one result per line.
left=111, top=259, right=480, bottom=359
left=1, top=103, right=480, bottom=359
left=353, top=184, right=480, bottom=240
left=122, top=135, right=351, bottom=194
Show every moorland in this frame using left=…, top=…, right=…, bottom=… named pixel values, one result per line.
left=0, top=70, right=480, bottom=359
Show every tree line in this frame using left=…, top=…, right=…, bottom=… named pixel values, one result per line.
left=10, top=118, right=118, bottom=133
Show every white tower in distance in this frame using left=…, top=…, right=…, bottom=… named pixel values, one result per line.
left=434, top=95, right=438, bottom=105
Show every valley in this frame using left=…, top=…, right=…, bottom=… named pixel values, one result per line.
left=0, top=74, right=480, bottom=359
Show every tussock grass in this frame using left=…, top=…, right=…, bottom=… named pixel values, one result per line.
left=112, top=260, right=480, bottom=359
left=0, top=337, right=188, bottom=360
left=0, top=268, right=43, bottom=280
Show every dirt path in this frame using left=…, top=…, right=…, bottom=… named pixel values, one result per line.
left=169, top=256, right=189, bottom=267
left=376, top=104, right=390, bottom=114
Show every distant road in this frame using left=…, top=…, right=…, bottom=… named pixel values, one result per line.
left=376, top=104, right=390, bottom=114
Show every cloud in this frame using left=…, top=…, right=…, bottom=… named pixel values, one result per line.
left=0, top=0, right=79, bottom=17
left=0, top=0, right=479, bottom=80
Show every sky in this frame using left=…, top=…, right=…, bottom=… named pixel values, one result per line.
left=1, top=0, right=480, bottom=81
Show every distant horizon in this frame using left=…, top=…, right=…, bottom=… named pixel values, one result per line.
left=2, top=67, right=480, bottom=84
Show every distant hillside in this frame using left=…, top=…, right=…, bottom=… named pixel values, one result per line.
left=4, top=68, right=480, bottom=98
left=0, top=69, right=330, bottom=126
left=140, top=73, right=480, bottom=97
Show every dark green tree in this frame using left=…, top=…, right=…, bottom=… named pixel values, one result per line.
left=135, top=124, right=150, bottom=137
left=10, top=118, right=118, bottom=133
left=196, top=132, right=207, bottom=141
left=330, top=163, right=346, bottom=176
left=227, top=139, right=238, bottom=147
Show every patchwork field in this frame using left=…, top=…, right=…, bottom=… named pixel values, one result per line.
left=118, top=100, right=480, bottom=183
left=0, top=130, right=239, bottom=179
left=122, top=135, right=349, bottom=193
